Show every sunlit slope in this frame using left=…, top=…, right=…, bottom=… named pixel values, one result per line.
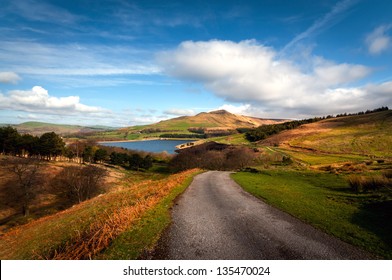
left=126, top=110, right=286, bottom=132
left=261, top=110, right=392, bottom=158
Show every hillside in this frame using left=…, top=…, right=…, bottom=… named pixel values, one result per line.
left=101, top=110, right=288, bottom=141
left=260, top=110, right=392, bottom=160
left=5, top=111, right=286, bottom=141
left=13, top=122, right=114, bottom=136
left=151, top=110, right=285, bottom=130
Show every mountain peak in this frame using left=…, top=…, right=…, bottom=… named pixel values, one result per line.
left=208, top=109, right=233, bottom=115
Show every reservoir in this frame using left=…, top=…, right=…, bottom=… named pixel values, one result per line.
left=100, top=139, right=193, bottom=154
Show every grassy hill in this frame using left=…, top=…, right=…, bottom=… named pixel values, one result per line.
left=13, top=122, right=115, bottom=136
left=144, top=110, right=284, bottom=130
left=256, top=110, right=392, bottom=165
left=94, top=110, right=288, bottom=141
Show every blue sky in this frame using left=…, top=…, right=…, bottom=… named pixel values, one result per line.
left=0, top=0, right=391, bottom=126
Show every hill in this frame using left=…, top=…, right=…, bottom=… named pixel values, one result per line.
left=259, top=110, right=392, bottom=163
left=151, top=110, right=284, bottom=130
left=104, top=110, right=288, bottom=141
left=13, top=122, right=115, bottom=136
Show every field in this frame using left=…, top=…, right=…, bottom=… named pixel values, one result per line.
left=260, top=111, right=392, bottom=159
left=232, top=170, right=392, bottom=259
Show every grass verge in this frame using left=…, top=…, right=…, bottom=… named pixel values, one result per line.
left=96, top=170, right=202, bottom=259
left=232, top=170, right=392, bottom=259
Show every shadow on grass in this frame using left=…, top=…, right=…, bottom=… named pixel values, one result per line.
left=0, top=199, right=73, bottom=233
left=351, top=200, right=392, bottom=258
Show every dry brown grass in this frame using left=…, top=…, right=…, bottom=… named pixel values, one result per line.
left=0, top=168, right=199, bottom=259
left=260, top=121, right=335, bottom=146
left=52, top=169, right=198, bottom=259
left=0, top=156, right=117, bottom=233
left=347, top=174, right=392, bottom=193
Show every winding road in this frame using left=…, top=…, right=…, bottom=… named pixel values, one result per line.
left=153, top=171, right=374, bottom=259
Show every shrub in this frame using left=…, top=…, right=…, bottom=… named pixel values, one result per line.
left=282, top=156, right=293, bottom=165
left=347, top=175, right=390, bottom=193
left=170, top=142, right=256, bottom=171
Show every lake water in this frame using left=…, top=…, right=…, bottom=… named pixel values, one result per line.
left=100, top=139, right=193, bottom=154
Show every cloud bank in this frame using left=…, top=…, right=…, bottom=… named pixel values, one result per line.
left=158, top=40, right=391, bottom=117
left=164, top=108, right=196, bottom=116
left=0, top=86, right=107, bottom=115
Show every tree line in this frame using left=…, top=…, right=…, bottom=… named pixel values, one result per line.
left=245, top=118, right=322, bottom=142
left=0, top=126, right=65, bottom=160
left=0, top=126, right=154, bottom=170
left=245, top=107, right=390, bottom=142
left=335, top=106, right=389, bottom=118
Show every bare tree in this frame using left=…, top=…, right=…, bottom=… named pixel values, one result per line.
left=6, top=157, right=42, bottom=216
left=56, top=165, right=107, bottom=204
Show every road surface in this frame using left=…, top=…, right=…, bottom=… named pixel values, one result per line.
left=153, top=171, right=374, bottom=259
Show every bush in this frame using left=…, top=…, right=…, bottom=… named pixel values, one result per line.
left=282, top=156, right=293, bottom=165
left=170, top=142, right=256, bottom=171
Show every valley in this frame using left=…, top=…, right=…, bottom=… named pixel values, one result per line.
left=0, top=108, right=391, bottom=259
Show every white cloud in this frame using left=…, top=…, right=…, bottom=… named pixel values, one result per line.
left=158, top=40, right=386, bottom=117
left=0, top=72, right=21, bottom=84
left=366, top=24, right=392, bottom=55
left=164, top=109, right=195, bottom=116
left=0, top=86, right=108, bottom=115
left=215, top=104, right=252, bottom=115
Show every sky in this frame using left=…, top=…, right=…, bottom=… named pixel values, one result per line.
left=0, top=0, right=391, bottom=127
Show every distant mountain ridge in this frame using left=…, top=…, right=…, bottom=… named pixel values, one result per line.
left=8, top=110, right=288, bottom=139
left=13, top=122, right=115, bottom=136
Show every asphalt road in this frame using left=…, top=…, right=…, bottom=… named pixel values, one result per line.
left=153, top=171, right=374, bottom=260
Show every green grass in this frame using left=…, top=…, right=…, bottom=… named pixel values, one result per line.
left=208, top=133, right=251, bottom=145
left=288, top=111, right=392, bottom=158
left=96, top=171, right=201, bottom=259
left=276, top=147, right=369, bottom=166
left=232, top=170, right=392, bottom=259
